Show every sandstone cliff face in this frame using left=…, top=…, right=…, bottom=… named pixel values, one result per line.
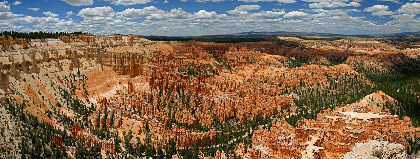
left=247, top=91, right=420, bottom=159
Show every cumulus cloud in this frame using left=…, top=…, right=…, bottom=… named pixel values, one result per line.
left=106, top=0, right=152, bottom=5
left=252, top=10, right=285, bottom=19
left=397, top=2, right=420, bottom=14
left=364, top=5, right=393, bottom=16
left=301, top=0, right=360, bottom=8
left=225, top=5, right=285, bottom=22
left=386, top=13, right=420, bottom=33
left=76, top=6, right=118, bottom=33
left=147, top=8, right=190, bottom=20
left=13, top=1, right=22, bottom=5
left=194, top=10, right=218, bottom=19
left=66, top=11, right=74, bottom=16
left=43, top=11, right=59, bottom=17
left=235, top=5, right=261, bottom=11
left=378, top=0, right=400, bottom=3
left=62, top=0, right=93, bottom=6
left=180, top=0, right=226, bottom=2
left=238, top=0, right=296, bottom=3
left=116, top=6, right=163, bottom=20
left=195, top=0, right=226, bottom=2
left=227, top=5, right=261, bottom=15
left=302, top=0, right=349, bottom=2
left=0, top=1, right=10, bottom=12
left=309, top=1, right=360, bottom=8
left=0, top=1, right=14, bottom=21
left=283, top=11, right=308, bottom=18
left=78, top=6, right=114, bottom=20
left=28, top=8, right=40, bottom=11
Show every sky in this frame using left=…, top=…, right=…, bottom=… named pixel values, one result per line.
left=0, top=0, right=420, bottom=36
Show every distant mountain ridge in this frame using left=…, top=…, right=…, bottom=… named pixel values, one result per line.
left=385, top=31, right=420, bottom=37
left=144, top=31, right=372, bottom=39
left=143, top=31, right=420, bottom=39
left=197, top=31, right=350, bottom=38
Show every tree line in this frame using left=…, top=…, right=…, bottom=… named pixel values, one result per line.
left=0, top=31, right=89, bottom=39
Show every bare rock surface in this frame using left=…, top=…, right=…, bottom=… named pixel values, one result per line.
left=343, top=140, right=407, bottom=159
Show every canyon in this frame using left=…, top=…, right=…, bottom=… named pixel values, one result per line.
left=0, top=33, right=419, bottom=158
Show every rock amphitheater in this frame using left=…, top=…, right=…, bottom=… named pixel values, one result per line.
left=0, top=34, right=419, bottom=158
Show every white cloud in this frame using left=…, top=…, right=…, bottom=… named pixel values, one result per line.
left=311, top=8, right=360, bottom=16
left=378, top=0, right=400, bottom=3
left=66, top=11, right=74, bottom=16
left=349, top=2, right=360, bottom=7
left=181, top=0, right=226, bottom=2
left=0, top=1, right=10, bottom=12
left=62, top=0, right=93, bottom=6
left=309, top=1, right=360, bottom=8
left=283, top=11, right=308, bottom=18
left=364, top=5, right=393, bottom=16
left=28, top=8, right=40, bottom=11
left=0, top=1, right=14, bottom=21
left=43, top=11, right=59, bottom=17
left=226, top=5, right=285, bottom=20
left=78, top=6, right=114, bottom=20
left=302, top=0, right=348, bottom=2
left=301, top=0, right=360, bottom=8
left=235, top=5, right=261, bottom=11
left=147, top=8, right=190, bottom=20
left=227, top=5, right=261, bottom=15
left=76, top=6, right=117, bottom=33
left=181, top=0, right=296, bottom=3
left=10, top=14, right=77, bottom=33
left=254, top=10, right=285, bottom=18
left=117, top=6, right=163, bottom=20
left=196, top=0, right=226, bottom=2
left=106, top=0, right=152, bottom=5
left=397, top=2, right=420, bottom=14
left=194, top=10, right=218, bottom=19
left=13, top=1, right=22, bottom=5
left=386, top=13, right=420, bottom=33
left=238, top=0, right=296, bottom=3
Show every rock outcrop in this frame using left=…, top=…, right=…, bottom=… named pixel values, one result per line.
left=343, top=140, right=407, bottom=159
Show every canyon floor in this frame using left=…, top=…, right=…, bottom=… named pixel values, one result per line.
left=1, top=34, right=420, bottom=158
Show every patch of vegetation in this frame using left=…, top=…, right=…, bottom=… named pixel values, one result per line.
left=3, top=98, right=75, bottom=158
left=75, top=145, right=101, bottom=159
left=365, top=73, right=420, bottom=127
left=58, top=87, right=94, bottom=129
left=275, top=39, right=304, bottom=48
left=213, top=55, right=232, bottom=73
left=178, top=65, right=219, bottom=77
left=406, top=135, right=420, bottom=155
left=353, top=56, right=420, bottom=127
left=285, top=75, right=375, bottom=127
left=285, top=57, right=307, bottom=68
left=0, top=31, right=89, bottom=39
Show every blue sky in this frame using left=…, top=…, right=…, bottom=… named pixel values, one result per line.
left=1, top=0, right=420, bottom=36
